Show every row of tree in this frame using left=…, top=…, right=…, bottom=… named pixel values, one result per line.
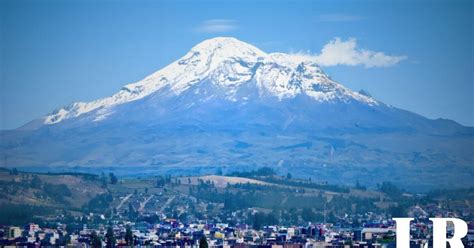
left=89, top=225, right=134, bottom=248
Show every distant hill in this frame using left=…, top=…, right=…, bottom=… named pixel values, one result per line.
left=0, top=169, right=472, bottom=225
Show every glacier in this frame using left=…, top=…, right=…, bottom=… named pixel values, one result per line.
left=37, top=37, right=376, bottom=126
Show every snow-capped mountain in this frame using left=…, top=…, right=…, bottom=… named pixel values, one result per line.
left=3, top=37, right=474, bottom=191
left=39, top=37, right=376, bottom=126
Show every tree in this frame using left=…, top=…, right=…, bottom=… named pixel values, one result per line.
left=100, top=172, right=108, bottom=188
left=302, top=208, right=317, bottom=222
left=61, top=234, right=71, bottom=245
left=199, top=236, right=208, bottom=248
left=30, top=175, right=42, bottom=189
left=256, top=167, right=276, bottom=176
left=289, top=208, right=299, bottom=224
left=90, top=231, right=102, bottom=248
left=388, top=204, right=407, bottom=217
left=109, top=173, right=118, bottom=185
left=156, top=176, right=165, bottom=188
left=128, top=203, right=137, bottom=219
left=125, top=225, right=134, bottom=246
left=379, top=182, right=402, bottom=198
left=252, top=212, right=265, bottom=230
left=266, top=213, right=278, bottom=225
left=105, top=226, right=115, bottom=248
left=10, top=168, right=18, bottom=175
left=355, top=180, right=366, bottom=190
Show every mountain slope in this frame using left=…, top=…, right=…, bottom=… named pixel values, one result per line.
left=2, top=37, right=473, bottom=191
left=24, top=37, right=376, bottom=128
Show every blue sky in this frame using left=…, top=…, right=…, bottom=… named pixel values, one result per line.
left=1, top=0, right=473, bottom=129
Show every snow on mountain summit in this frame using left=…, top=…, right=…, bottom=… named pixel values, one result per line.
left=43, top=37, right=377, bottom=125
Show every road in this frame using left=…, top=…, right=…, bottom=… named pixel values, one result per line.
left=116, top=193, right=133, bottom=210
left=138, top=195, right=154, bottom=212
left=162, top=195, right=176, bottom=209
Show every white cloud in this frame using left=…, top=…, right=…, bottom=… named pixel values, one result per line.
left=194, top=19, right=238, bottom=33
left=289, top=38, right=407, bottom=68
left=316, top=14, right=366, bottom=22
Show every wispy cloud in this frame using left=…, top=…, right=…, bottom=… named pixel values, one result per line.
left=289, top=37, right=407, bottom=68
left=194, top=19, right=238, bottom=33
left=316, top=14, right=366, bottom=22
left=255, top=40, right=284, bottom=49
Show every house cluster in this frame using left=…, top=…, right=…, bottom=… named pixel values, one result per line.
left=0, top=223, right=65, bottom=246
left=1, top=218, right=473, bottom=248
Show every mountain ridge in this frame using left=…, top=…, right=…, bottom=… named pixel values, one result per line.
left=26, top=37, right=377, bottom=129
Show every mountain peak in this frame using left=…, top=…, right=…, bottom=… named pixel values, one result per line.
left=190, top=37, right=266, bottom=58
left=37, top=37, right=377, bottom=126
